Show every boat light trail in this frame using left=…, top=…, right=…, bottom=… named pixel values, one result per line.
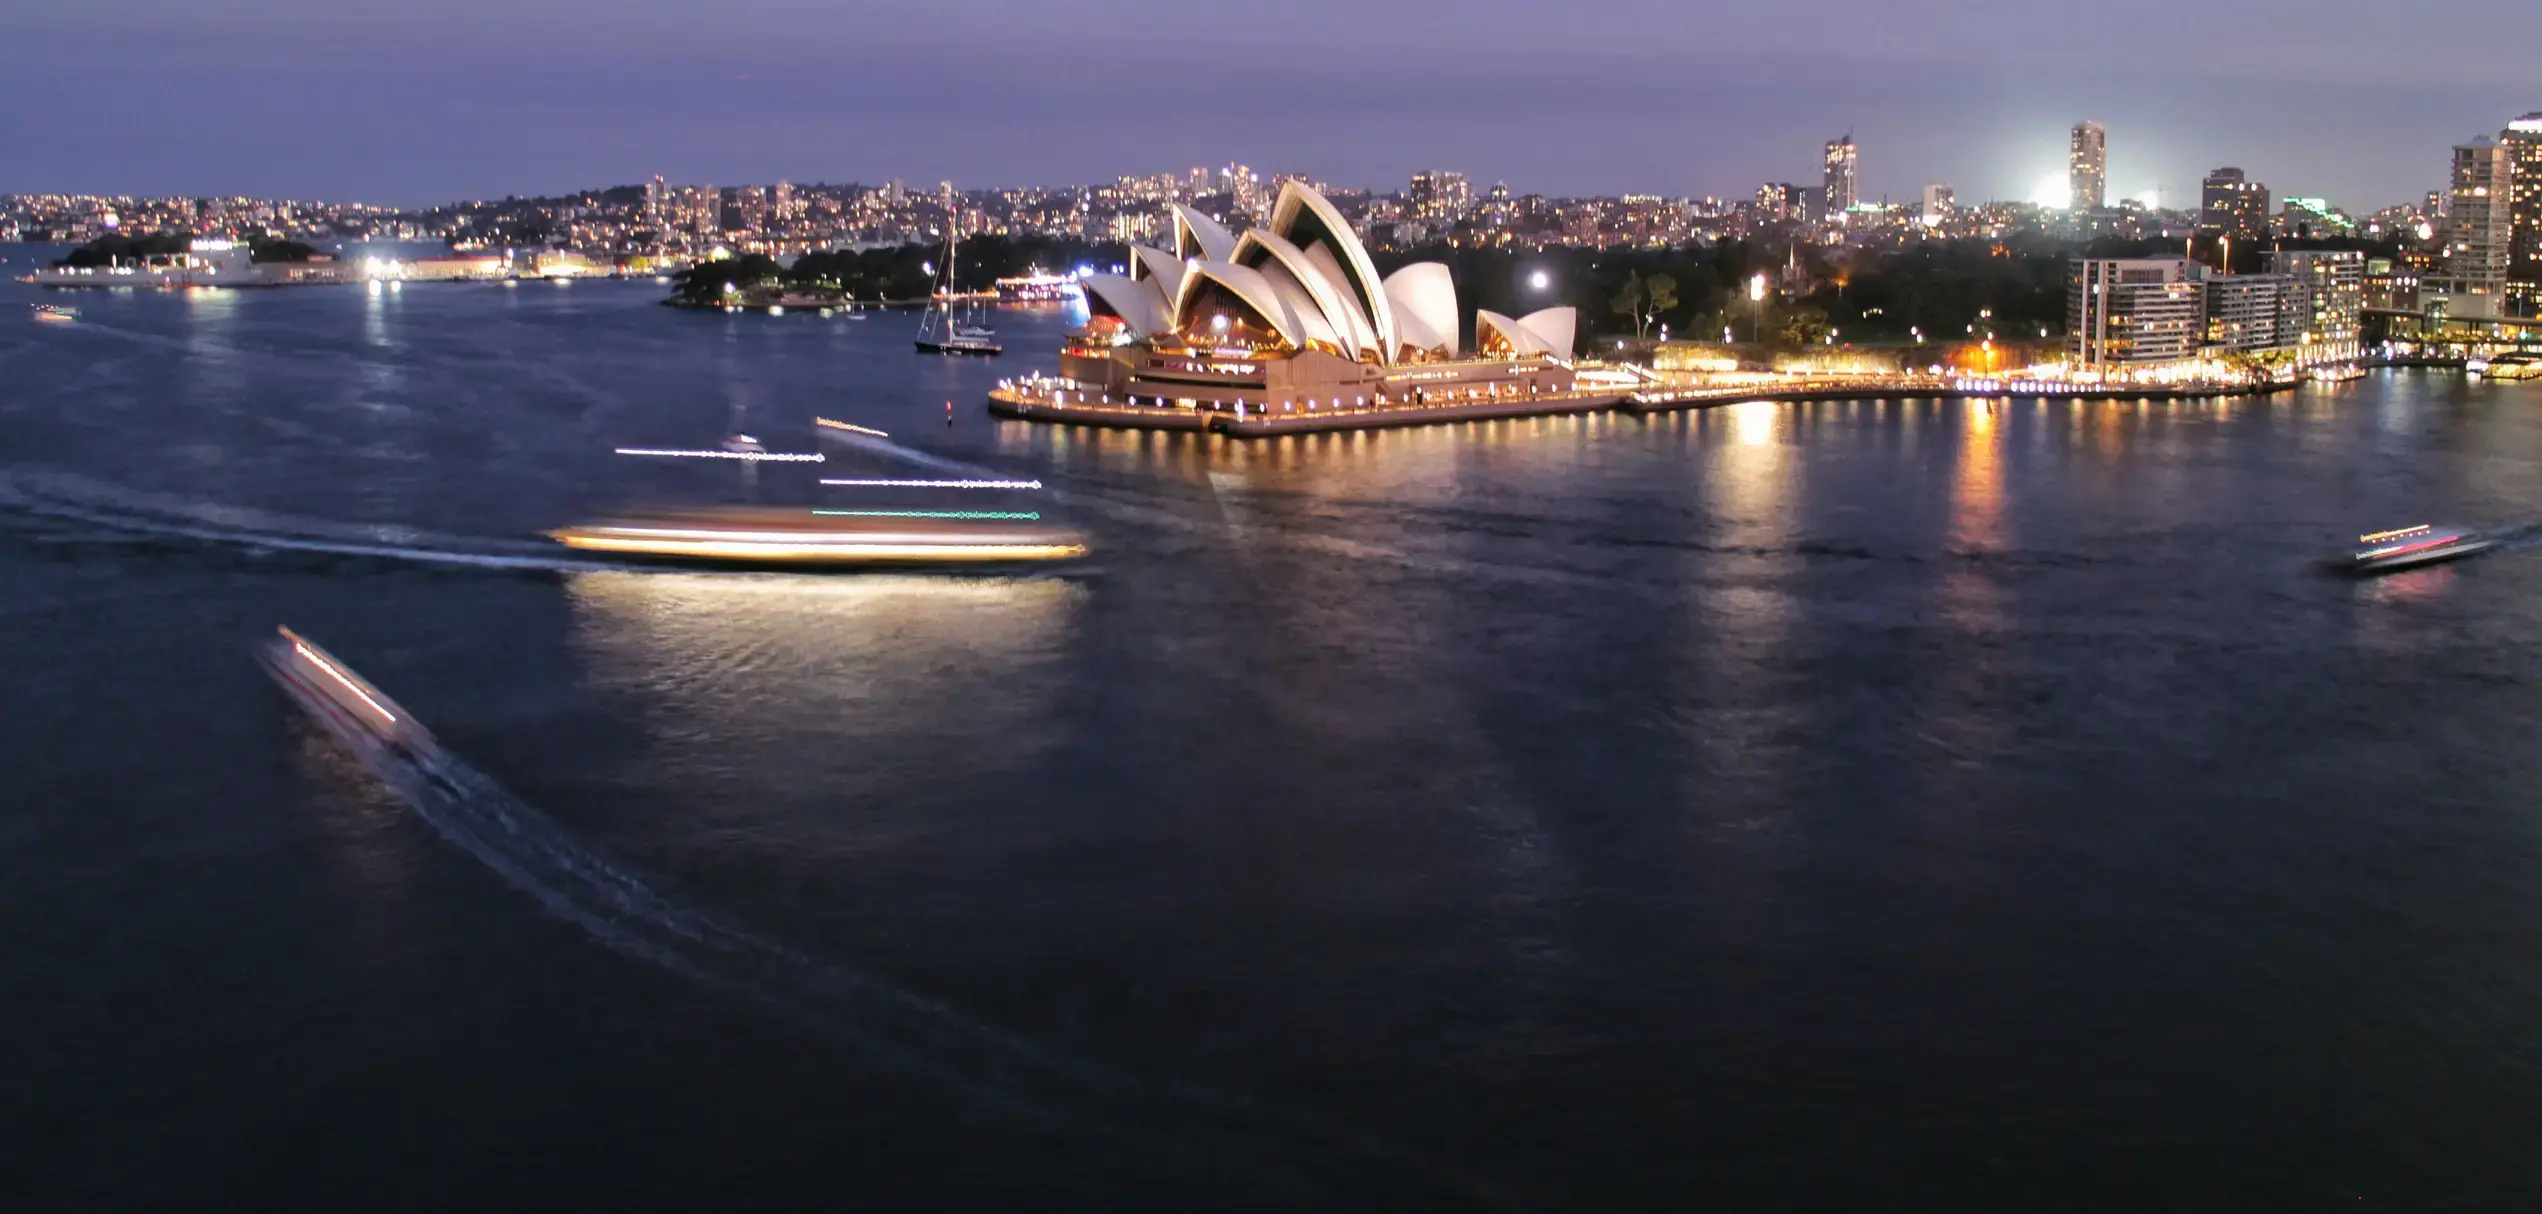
left=813, top=417, right=891, bottom=438
left=614, top=448, right=825, bottom=462
left=818, top=478, right=1042, bottom=490
left=812, top=509, right=1042, bottom=521
left=293, top=642, right=398, bottom=724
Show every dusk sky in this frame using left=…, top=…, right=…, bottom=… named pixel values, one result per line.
left=11, top=0, right=2536, bottom=211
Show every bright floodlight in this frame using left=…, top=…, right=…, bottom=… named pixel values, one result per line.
left=2031, top=174, right=2072, bottom=210
left=1529, top=269, right=1550, bottom=291
left=1748, top=273, right=1768, bottom=302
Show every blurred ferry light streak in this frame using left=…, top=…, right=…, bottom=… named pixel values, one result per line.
left=547, top=507, right=1086, bottom=566
left=614, top=447, right=825, bottom=463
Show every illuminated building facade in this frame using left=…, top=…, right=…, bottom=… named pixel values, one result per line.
left=2070, top=122, right=2107, bottom=212
left=1755, top=182, right=1798, bottom=223
left=2266, top=249, right=2365, bottom=356
left=2067, top=257, right=2205, bottom=371
left=1823, top=135, right=1858, bottom=214
left=2506, top=114, right=2542, bottom=311
left=1922, top=183, right=1954, bottom=227
left=1055, top=181, right=1580, bottom=418
left=2198, top=167, right=2270, bottom=245
left=2435, top=136, right=2514, bottom=318
left=2204, top=273, right=2293, bottom=354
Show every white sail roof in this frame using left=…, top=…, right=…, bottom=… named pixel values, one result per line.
left=1233, top=229, right=1378, bottom=361
left=1475, top=307, right=1578, bottom=359
left=1173, top=261, right=1305, bottom=349
left=1517, top=307, right=1577, bottom=359
left=1077, top=273, right=1173, bottom=336
left=1128, top=245, right=1187, bottom=298
left=1382, top=262, right=1459, bottom=358
left=1171, top=205, right=1237, bottom=264
left=1268, top=181, right=1396, bottom=362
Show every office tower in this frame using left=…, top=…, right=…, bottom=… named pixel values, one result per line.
left=2506, top=113, right=2542, bottom=309
left=772, top=180, right=795, bottom=222
left=1823, top=134, right=1858, bottom=214
left=2070, top=122, right=2108, bottom=211
left=2438, top=136, right=2514, bottom=313
left=1409, top=172, right=1437, bottom=218
left=2067, top=257, right=2205, bottom=371
left=2198, top=167, right=2271, bottom=245
left=1755, top=182, right=1796, bottom=222
left=644, top=175, right=665, bottom=233
left=1922, top=183, right=1954, bottom=226
left=2267, top=249, right=2365, bottom=354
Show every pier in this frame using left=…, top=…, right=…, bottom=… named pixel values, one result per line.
left=988, top=370, right=2295, bottom=437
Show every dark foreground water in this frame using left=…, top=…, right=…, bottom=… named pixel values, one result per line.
left=9, top=253, right=2542, bottom=1211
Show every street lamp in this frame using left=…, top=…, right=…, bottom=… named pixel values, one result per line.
left=1528, top=268, right=1551, bottom=292
left=1748, top=272, right=1768, bottom=345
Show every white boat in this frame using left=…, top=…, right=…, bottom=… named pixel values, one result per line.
left=31, top=303, right=76, bottom=323
left=2349, top=524, right=2494, bottom=575
left=256, top=626, right=461, bottom=794
left=915, top=209, right=1001, bottom=356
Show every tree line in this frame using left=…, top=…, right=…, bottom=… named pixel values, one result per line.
left=670, top=236, right=1124, bottom=305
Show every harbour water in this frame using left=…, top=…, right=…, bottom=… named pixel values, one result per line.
left=10, top=251, right=2542, bottom=1209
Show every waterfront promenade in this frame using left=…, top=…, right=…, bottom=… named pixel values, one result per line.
left=988, top=368, right=2294, bottom=437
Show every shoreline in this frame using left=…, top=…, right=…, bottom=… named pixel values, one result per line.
left=988, top=375, right=2303, bottom=437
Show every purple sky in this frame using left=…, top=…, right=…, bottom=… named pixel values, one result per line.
left=9, top=0, right=2536, bottom=212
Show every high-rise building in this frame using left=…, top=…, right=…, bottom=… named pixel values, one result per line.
left=2204, top=273, right=2294, bottom=354
left=2067, top=257, right=2205, bottom=371
left=1406, top=171, right=1470, bottom=221
left=2198, top=167, right=2270, bottom=246
left=689, top=186, right=718, bottom=239
left=2505, top=113, right=2542, bottom=310
left=1438, top=172, right=1472, bottom=219
left=2267, top=249, right=2365, bottom=356
left=2436, top=135, right=2515, bottom=316
left=730, top=185, right=768, bottom=233
left=1220, top=164, right=1261, bottom=216
left=2070, top=122, right=2108, bottom=211
left=1823, top=134, right=1858, bottom=214
left=1922, top=183, right=1954, bottom=227
left=1755, top=182, right=1797, bottom=222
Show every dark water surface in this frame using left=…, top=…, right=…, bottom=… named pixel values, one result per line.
left=9, top=254, right=2542, bottom=1210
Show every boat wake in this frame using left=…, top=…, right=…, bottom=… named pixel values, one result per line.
left=292, top=652, right=1516, bottom=1211
left=0, top=466, right=619, bottom=575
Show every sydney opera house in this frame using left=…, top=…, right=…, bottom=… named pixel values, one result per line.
left=993, top=181, right=1588, bottom=432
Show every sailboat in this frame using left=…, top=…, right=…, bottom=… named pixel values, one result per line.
left=914, top=209, right=1001, bottom=356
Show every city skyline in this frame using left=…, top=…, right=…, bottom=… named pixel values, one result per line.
left=9, top=2, right=2536, bottom=210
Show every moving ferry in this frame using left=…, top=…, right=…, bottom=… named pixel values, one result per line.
left=2349, top=524, right=2495, bottom=575
left=547, top=506, right=1086, bottom=566
left=31, top=303, right=76, bottom=323
left=258, top=626, right=455, bottom=789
